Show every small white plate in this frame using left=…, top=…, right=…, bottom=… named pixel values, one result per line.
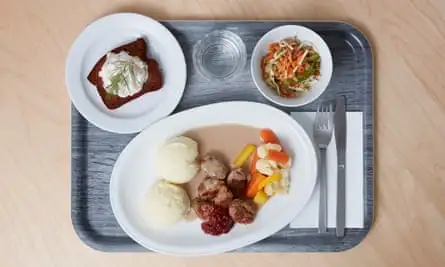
left=66, top=13, right=186, bottom=134
left=251, top=25, right=333, bottom=107
left=109, top=101, right=317, bottom=256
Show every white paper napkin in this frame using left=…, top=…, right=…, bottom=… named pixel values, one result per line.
left=289, top=112, right=364, bottom=228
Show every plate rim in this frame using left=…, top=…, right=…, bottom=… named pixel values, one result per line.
left=65, top=12, right=186, bottom=134
left=109, top=101, right=318, bottom=256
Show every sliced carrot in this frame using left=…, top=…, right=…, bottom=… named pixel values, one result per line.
left=297, top=65, right=305, bottom=74
left=246, top=172, right=267, bottom=198
left=267, top=150, right=290, bottom=165
left=250, top=151, right=259, bottom=176
left=259, top=128, right=280, bottom=144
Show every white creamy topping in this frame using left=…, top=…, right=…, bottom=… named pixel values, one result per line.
left=98, top=51, right=148, bottom=97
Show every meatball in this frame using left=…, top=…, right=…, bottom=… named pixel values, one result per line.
left=213, top=185, right=233, bottom=208
left=197, top=178, right=233, bottom=207
left=197, top=179, right=225, bottom=200
left=201, top=155, right=228, bottom=180
left=201, top=207, right=234, bottom=236
left=191, top=199, right=216, bottom=221
left=228, top=199, right=257, bottom=224
left=227, top=168, right=247, bottom=198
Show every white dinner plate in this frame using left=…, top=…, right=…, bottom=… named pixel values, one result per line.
left=66, top=13, right=186, bottom=133
left=109, top=101, right=317, bottom=256
left=251, top=25, right=333, bottom=107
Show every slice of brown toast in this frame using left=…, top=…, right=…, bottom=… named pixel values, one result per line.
left=87, top=38, right=163, bottom=110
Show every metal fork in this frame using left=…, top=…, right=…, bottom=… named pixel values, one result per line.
left=313, top=103, right=334, bottom=233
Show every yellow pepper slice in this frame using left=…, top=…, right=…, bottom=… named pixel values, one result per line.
left=258, top=172, right=282, bottom=191
left=253, top=190, right=269, bottom=205
left=232, top=144, right=256, bottom=168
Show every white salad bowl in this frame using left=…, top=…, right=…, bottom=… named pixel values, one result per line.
left=251, top=25, right=333, bottom=107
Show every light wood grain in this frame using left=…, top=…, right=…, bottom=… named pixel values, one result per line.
left=0, top=0, right=444, bottom=266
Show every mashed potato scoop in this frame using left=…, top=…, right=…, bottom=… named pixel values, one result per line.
left=144, top=180, right=191, bottom=228
left=155, top=136, right=199, bottom=184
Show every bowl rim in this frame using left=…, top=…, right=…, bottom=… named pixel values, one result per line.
left=250, top=25, right=333, bottom=107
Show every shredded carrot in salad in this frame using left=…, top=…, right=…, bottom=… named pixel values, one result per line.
left=261, top=37, right=321, bottom=98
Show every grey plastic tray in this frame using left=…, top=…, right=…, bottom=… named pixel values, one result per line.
left=71, top=20, right=373, bottom=252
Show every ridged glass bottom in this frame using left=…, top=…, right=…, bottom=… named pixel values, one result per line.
left=193, top=30, right=247, bottom=81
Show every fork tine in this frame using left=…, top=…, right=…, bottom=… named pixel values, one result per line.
left=327, top=104, right=333, bottom=128
left=326, top=103, right=332, bottom=128
left=314, top=107, right=320, bottom=129
left=322, top=104, right=328, bottom=121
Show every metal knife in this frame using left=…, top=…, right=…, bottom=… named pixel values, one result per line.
left=334, top=96, right=347, bottom=237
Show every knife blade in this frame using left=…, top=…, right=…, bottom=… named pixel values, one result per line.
left=334, top=96, right=347, bottom=237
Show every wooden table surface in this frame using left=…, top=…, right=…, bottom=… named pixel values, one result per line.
left=1, top=0, right=445, bottom=266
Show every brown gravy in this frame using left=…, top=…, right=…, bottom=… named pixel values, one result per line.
left=181, top=123, right=259, bottom=205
